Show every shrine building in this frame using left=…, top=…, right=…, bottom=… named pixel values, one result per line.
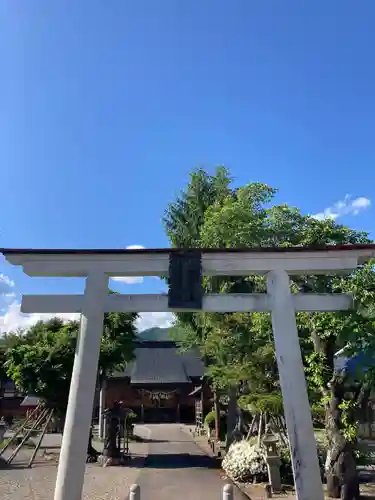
left=98, top=340, right=210, bottom=423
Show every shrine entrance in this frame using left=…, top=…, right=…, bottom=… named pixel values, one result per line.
left=140, top=389, right=178, bottom=423
left=2, top=244, right=375, bottom=500
left=144, top=408, right=175, bottom=423
left=105, top=339, right=204, bottom=426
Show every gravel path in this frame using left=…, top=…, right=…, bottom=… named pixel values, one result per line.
left=0, top=425, right=150, bottom=500
left=0, top=423, right=244, bottom=500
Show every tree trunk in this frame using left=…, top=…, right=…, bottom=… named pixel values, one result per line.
left=237, top=407, right=246, bottom=434
left=225, top=385, right=237, bottom=451
left=213, top=387, right=220, bottom=441
left=326, top=445, right=360, bottom=500
left=325, top=387, right=360, bottom=499
left=310, top=332, right=360, bottom=499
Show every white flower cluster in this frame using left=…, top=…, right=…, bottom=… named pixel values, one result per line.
left=222, top=440, right=267, bottom=482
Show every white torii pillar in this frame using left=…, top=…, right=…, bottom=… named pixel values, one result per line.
left=267, top=270, right=321, bottom=498
left=55, top=272, right=108, bottom=500
left=2, top=245, right=375, bottom=500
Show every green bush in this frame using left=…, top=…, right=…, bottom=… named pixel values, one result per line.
left=278, top=443, right=327, bottom=485
left=126, top=410, right=137, bottom=421
left=278, top=447, right=294, bottom=485
left=355, top=448, right=373, bottom=467
left=311, top=403, right=325, bottom=428
left=204, top=410, right=227, bottom=440
left=204, top=411, right=216, bottom=429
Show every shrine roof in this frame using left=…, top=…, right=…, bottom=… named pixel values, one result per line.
left=2, top=243, right=375, bottom=255
left=112, top=341, right=204, bottom=385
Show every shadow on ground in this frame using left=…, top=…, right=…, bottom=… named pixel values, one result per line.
left=0, top=461, right=58, bottom=470
left=143, top=453, right=221, bottom=469
left=134, top=438, right=192, bottom=444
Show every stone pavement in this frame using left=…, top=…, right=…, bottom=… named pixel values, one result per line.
left=133, top=424, right=246, bottom=500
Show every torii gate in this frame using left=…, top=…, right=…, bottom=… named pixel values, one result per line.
left=2, top=244, right=375, bottom=500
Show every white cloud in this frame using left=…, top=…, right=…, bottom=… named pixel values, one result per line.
left=0, top=274, right=80, bottom=333
left=0, top=271, right=174, bottom=334
left=312, top=195, right=371, bottom=221
left=0, top=303, right=174, bottom=335
left=351, top=197, right=371, bottom=210
left=0, top=259, right=174, bottom=335
left=0, top=273, right=15, bottom=295
left=0, top=274, right=17, bottom=313
left=111, top=276, right=144, bottom=284
left=0, top=273, right=79, bottom=333
left=0, top=301, right=80, bottom=334
left=135, top=312, right=174, bottom=332
left=111, top=245, right=145, bottom=284
left=124, top=245, right=146, bottom=250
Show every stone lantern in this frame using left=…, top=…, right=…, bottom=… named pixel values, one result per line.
left=263, top=431, right=282, bottom=494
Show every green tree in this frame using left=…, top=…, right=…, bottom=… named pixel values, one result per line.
left=199, top=178, right=374, bottom=497
left=100, top=308, right=138, bottom=380
left=301, top=262, right=375, bottom=498
left=1, top=331, right=25, bottom=386
left=5, top=310, right=137, bottom=413
left=163, top=166, right=232, bottom=248
left=165, top=175, right=279, bottom=446
left=0, top=347, right=8, bottom=382
left=164, top=166, right=236, bottom=442
left=5, top=320, right=77, bottom=411
left=164, top=166, right=375, bottom=496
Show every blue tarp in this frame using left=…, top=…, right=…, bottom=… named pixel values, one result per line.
left=336, top=350, right=375, bottom=379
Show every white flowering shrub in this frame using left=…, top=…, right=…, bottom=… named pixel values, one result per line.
left=222, top=440, right=267, bottom=482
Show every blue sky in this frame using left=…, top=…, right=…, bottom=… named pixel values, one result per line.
left=1, top=1, right=374, bottom=332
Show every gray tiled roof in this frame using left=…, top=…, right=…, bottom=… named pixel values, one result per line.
left=112, top=341, right=205, bottom=385
left=180, top=350, right=205, bottom=379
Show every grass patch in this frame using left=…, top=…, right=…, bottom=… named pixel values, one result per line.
left=0, top=438, right=11, bottom=450
left=92, top=433, right=146, bottom=446
left=0, top=436, right=36, bottom=449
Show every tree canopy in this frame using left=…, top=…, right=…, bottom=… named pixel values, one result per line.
left=3, top=309, right=138, bottom=412
left=164, top=166, right=375, bottom=495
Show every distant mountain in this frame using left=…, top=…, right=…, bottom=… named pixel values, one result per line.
left=137, top=325, right=187, bottom=342
left=137, top=327, right=171, bottom=341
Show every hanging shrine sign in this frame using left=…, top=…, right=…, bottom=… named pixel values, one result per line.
left=140, top=389, right=176, bottom=404
left=168, top=250, right=203, bottom=309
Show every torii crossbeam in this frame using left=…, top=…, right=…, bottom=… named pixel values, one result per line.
left=2, top=244, right=375, bottom=500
